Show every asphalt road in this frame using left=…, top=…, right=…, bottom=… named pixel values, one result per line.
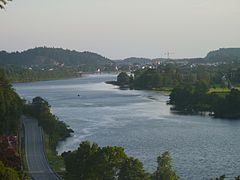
left=22, top=116, right=61, bottom=180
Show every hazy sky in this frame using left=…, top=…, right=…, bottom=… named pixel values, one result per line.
left=0, top=0, right=240, bottom=59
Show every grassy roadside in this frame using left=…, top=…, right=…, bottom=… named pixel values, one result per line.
left=19, top=123, right=28, bottom=172
left=18, top=122, right=30, bottom=179
left=43, top=133, right=66, bottom=178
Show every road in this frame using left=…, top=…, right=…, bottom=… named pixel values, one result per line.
left=22, top=116, right=61, bottom=180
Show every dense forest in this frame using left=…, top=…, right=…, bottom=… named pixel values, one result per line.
left=1, top=65, right=82, bottom=82
left=169, top=86, right=240, bottom=119
left=113, top=63, right=240, bottom=90
left=0, top=47, right=113, bottom=66
left=114, top=57, right=152, bottom=65
left=0, top=47, right=118, bottom=82
left=0, top=69, right=27, bottom=179
left=205, top=48, right=240, bottom=63
left=0, top=69, right=23, bottom=134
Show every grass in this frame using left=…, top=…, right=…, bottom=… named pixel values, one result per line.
left=43, top=133, right=66, bottom=177
left=208, top=87, right=231, bottom=93
left=208, top=86, right=240, bottom=98
left=152, top=85, right=240, bottom=96
left=21, top=142, right=28, bottom=172
left=20, top=126, right=28, bottom=171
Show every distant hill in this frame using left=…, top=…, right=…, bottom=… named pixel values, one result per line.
left=0, top=47, right=114, bottom=66
left=1, top=47, right=240, bottom=67
left=115, top=57, right=152, bottom=65
left=205, top=48, right=240, bottom=63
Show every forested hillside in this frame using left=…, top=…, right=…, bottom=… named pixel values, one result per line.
left=205, top=48, right=240, bottom=63
left=1, top=65, right=81, bottom=82
left=115, top=57, right=152, bottom=65
left=0, top=69, right=27, bottom=179
left=1, top=47, right=240, bottom=68
left=0, top=69, right=22, bottom=134
left=0, top=47, right=114, bottom=66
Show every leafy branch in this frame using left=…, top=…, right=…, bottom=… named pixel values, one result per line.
left=0, top=0, right=12, bottom=9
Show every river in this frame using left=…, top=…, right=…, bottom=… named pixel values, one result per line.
left=14, top=74, right=240, bottom=180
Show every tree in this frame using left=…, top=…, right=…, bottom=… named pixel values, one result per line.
left=118, top=157, right=150, bottom=180
left=0, top=69, right=23, bottom=134
left=0, top=0, right=11, bottom=9
left=117, top=72, right=130, bottom=85
left=0, top=161, right=20, bottom=180
left=62, top=141, right=150, bottom=180
left=133, top=69, right=161, bottom=89
left=62, top=141, right=100, bottom=180
left=213, top=89, right=240, bottom=119
left=195, top=80, right=209, bottom=95
left=152, top=152, right=179, bottom=180
left=24, top=96, right=73, bottom=149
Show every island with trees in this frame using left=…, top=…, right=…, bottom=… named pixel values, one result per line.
left=110, top=60, right=240, bottom=119
left=169, top=82, right=240, bottom=119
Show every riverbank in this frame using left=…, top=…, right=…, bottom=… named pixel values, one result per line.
left=11, top=76, right=80, bottom=83
left=14, top=74, right=240, bottom=179
left=106, top=80, right=173, bottom=95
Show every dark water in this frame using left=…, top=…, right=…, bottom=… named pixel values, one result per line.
left=14, top=74, right=240, bottom=180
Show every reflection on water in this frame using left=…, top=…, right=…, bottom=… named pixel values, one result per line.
left=14, top=74, right=240, bottom=180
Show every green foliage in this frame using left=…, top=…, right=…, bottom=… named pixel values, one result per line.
left=43, top=133, right=65, bottom=174
left=1, top=65, right=82, bottom=83
left=152, top=152, right=179, bottom=180
left=62, top=141, right=149, bottom=180
left=117, top=72, right=130, bottom=85
left=206, top=48, right=240, bottom=63
left=169, top=80, right=240, bottom=119
left=129, top=64, right=182, bottom=90
left=24, top=97, right=73, bottom=149
left=213, top=89, right=240, bottom=119
left=118, top=157, right=150, bottom=180
left=133, top=69, right=162, bottom=89
left=0, top=47, right=113, bottom=66
left=116, top=62, right=240, bottom=91
left=0, top=69, right=23, bottom=134
left=169, top=81, right=213, bottom=113
left=0, top=161, right=20, bottom=180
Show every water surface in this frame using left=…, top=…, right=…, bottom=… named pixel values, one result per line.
left=14, top=74, right=240, bottom=180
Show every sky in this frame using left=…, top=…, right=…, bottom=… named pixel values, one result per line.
left=0, top=0, right=240, bottom=59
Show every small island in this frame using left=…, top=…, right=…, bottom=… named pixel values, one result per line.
left=109, top=68, right=240, bottom=119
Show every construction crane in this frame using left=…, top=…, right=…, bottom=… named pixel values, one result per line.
left=164, top=52, right=175, bottom=59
